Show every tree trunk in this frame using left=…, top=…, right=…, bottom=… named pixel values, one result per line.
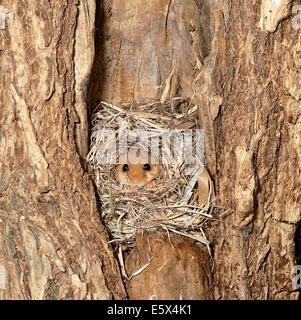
left=212, top=0, right=300, bottom=300
left=0, top=0, right=299, bottom=300
left=0, top=0, right=126, bottom=300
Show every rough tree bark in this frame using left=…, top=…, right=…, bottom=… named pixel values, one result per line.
left=0, top=0, right=126, bottom=299
left=213, top=0, right=300, bottom=300
left=0, top=0, right=300, bottom=300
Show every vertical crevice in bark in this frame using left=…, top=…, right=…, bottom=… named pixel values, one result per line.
left=87, top=0, right=105, bottom=120
left=85, top=0, right=216, bottom=299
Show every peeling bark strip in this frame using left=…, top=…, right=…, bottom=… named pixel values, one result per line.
left=11, top=85, right=49, bottom=190
left=0, top=0, right=126, bottom=300
left=258, top=0, right=291, bottom=32
left=74, top=0, right=96, bottom=160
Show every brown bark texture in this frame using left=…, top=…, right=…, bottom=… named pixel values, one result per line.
left=213, top=0, right=300, bottom=300
left=0, top=0, right=126, bottom=299
left=125, top=231, right=212, bottom=300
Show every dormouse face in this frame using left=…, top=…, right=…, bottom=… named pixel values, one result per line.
left=116, top=149, right=161, bottom=187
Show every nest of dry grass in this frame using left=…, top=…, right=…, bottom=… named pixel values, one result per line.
left=87, top=98, right=216, bottom=251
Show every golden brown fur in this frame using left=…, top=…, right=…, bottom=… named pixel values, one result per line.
left=116, top=149, right=161, bottom=188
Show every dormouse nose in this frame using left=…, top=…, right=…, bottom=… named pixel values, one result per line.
left=131, top=175, right=144, bottom=186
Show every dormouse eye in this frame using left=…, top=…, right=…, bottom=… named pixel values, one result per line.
left=143, top=164, right=151, bottom=171
left=122, top=164, right=129, bottom=172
